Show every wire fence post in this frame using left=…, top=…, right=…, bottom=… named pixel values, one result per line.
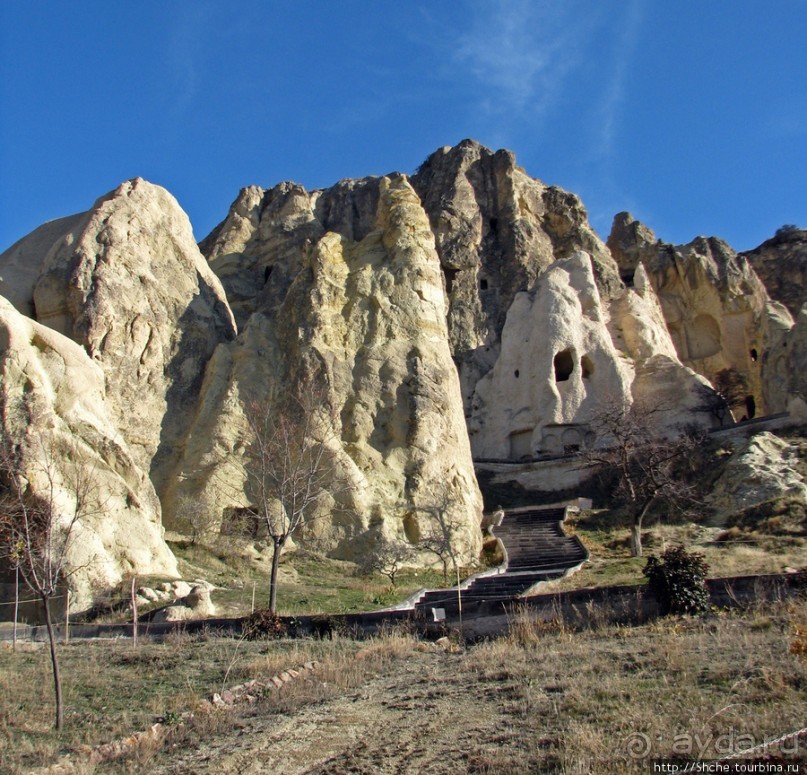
left=13, top=566, right=19, bottom=652
left=64, top=589, right=70, bottom=643
left=251, top=582, right=256, bottom=614
left=131, top=575, right=138, bottom=648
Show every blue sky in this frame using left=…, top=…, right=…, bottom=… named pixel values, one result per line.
left=1, top=2, right=805, bottom=254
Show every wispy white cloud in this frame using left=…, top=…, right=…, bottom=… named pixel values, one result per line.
left=450, top=0, right=598, bottom=124
left=596, top=0, right=643, bottom=160
left=164, top=2, right=216, bottom=138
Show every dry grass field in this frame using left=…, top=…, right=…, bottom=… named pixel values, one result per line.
left=2, top=597, right=805, bottom=773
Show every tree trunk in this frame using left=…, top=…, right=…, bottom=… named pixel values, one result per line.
left=42, top=594, right=63, bottom=731
left=630, top=523, right=643, bottom=557
left=131, top=575, right=138, bottom=648
left=631, top=499, right=655, bottom=557
left=268, top=537, right=284, bottom=615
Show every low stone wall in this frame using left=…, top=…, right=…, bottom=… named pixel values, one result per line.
left=475, top=456, right=593, bottom=494
left=2, top=573, right=799, bottom=644
left=450, top=572, right=800, bottom=638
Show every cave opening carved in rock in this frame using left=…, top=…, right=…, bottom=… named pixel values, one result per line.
left=554, top=349, right=574, bottom=382
left=509, top=428, right=533, bottom=460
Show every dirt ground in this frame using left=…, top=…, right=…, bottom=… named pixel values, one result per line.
left=141, top=609, right=807, bottom=775
left=147, top=649, right=544, bottom=775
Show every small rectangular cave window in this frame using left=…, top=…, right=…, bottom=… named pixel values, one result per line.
left=581, top=354, right=594, bottom=379
left=443, top=267, right=459, bottom=295
left=554, top=349, right=574, bottom=382
left=480, top=277, right=489, bottom=291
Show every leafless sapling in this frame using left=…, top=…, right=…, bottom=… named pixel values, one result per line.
left=0, top=434, right=99, bottom=730
left=580, top=400, right=702, bottom=557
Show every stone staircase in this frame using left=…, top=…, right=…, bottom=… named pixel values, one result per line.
left=413, top=506, right=588, bottom=613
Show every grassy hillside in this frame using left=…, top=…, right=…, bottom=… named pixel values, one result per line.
left=2, top=598, right=805, bottom=772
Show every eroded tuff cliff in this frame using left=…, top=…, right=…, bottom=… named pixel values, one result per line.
left=607, top=212, right=798, bottom=416
left=411, top=141, right=623, bottom=412
left=1, top=179, right=237, bottom=491
left=1, top=139, right=804, bottom=608
left=741, top=227, right=807, bottom=319
left=0, top=179, right=234, bottom=609
left=172, top=176, right=484, bottom=560
left=0, top=296, right=178, bottom=609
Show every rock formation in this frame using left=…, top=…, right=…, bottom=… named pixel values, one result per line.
left=411, top=141, right=622, bottom=413
left=468, top=252, right=712, bottom=459
left=741, top=227, right=807, bottom=318
left=0, top=296, right=178, bottom=609
left=608, top=212, right=796, bottom=416
left=172, top=175, right=484, bottom=560
left=709, top=432, right=807, bottom=518
left=1, top=140, right=804, bottom=609
left=152, top=584, right=216, bottom=622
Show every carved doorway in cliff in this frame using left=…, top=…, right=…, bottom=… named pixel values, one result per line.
left=509, top=429, right=533, bottom=461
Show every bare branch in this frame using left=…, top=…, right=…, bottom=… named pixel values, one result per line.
left=579, top=399, right=703, bottom=557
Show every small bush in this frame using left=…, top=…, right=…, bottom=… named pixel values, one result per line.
left=242, top=608, right=287, bottom=640
left=310, top=614, right=340, bottom=640
left=791, top=625, right=807, bottom=661
left=480, top=537, right=505, bottom=567
left=775, top=224, right=800, bottom=238
left=643, top=545, right=709, bottom=616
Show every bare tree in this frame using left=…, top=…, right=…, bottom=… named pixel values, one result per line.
left=415, top=487, right=469, bottom=636
left=416, top=491, right=465, bottom=584
left=238, top=389, right=344, bottom=614
left=174, top=495, right=218, bottom=546
left=357, top=535, right=416, bottom=587
left=0, top=435, right=98, bottom=730
left=695, top=368, right=749, bottom=426
left=580, top=400, right=701, bottom=557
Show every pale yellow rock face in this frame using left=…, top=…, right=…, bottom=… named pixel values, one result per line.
left=174, top=176, right=483, bottom=562
left=709, top=432, right=807, bottom=518
left=609, top=264, right=715, bottom=426
left=26, top=178, right=237, bottom=494
left=0, top=213, right=85, bottom=317
left=469, top=253, right=716, bottom=460
left=469, top=252, right=633, bottom=460
left=412, top=141, right=622, bottom=416
left=608, top=213, right=797, bottom=415
left=0, top=296, right=178, bottom=610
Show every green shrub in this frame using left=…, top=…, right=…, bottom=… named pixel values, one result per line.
left=643, top=545, right=709, bottom=616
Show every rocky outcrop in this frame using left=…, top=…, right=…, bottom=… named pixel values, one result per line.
left=1, top=179, right=238, bottom=498
left=469, top=252, right=632, bottom=460
left=741, top=227, right=807, bottom=318
left=152, top=584, right=216, bottom=622
left=0, top=213, right=85, bottom=317
left=469, top=252, right=712, bottom=460
left=0, top=296, right=178, bottom=611
left=765, top=303, right=807, bottom=417
left=411, top=141, right=622, bottom=411
left=174, top=176, right=484, bottom=561
left=709, top=432, right=807, bottom=518
left=1, top=140, right=803, bottom=602
left=607, top=212, right=796, bottom=415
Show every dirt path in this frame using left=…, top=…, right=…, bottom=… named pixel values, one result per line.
left=148, top=650, right=542, bottom=774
